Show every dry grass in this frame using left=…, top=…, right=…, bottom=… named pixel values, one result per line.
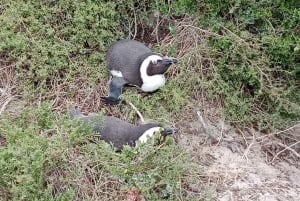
left=43, top=70, right=108, bottom=113
left=0, top=60, right=16, bottom=115
left=45, top=151, right=122, bottom=201
left=0, top=61, right=12, bottom=193
left=260, top=122, right=300, bottom=164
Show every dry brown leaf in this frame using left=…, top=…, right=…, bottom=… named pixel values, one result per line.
left=125, top=189, right=144, bottom=201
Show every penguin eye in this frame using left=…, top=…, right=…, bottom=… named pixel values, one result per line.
left=154, top=60, right=162, bottom=65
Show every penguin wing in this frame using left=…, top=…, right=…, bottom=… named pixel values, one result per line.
left=99, top=116, right=139, bottom=150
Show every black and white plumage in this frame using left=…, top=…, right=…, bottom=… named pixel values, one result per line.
left=70, top=107, right=177, bottom=151
left=101, top=39, right=178, bottom=104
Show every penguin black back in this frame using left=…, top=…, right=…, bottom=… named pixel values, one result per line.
left=94, top=116, right=158, bottom=149
left=106, top=39, right=156, bottom=86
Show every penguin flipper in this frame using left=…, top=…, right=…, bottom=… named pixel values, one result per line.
left=101, top=77, right=128, bottom=105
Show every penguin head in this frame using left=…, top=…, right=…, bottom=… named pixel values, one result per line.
left=161, top=127, right=178, bottom=136
left=138, top=126, right=178, bottom=144
left=142, top=54, right=177, bottom=76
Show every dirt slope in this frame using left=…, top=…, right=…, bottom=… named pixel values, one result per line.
left=177, top=103, right=300, bottom=200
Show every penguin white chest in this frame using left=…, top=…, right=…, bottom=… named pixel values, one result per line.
left=141, top=75, right=166, bottom=92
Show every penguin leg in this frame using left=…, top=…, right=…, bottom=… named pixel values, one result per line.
left=101, top=77, right=128, bottom=105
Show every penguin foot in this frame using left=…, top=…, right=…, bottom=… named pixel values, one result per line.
left=101, top=96, right=120, bottom=105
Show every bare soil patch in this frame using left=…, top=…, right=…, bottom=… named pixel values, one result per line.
left=176, top=100, right=300, bottom=200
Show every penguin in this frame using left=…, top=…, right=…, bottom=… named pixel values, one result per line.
left=69, top=107, right=178, bottom=151
left=101, top=39, right=178, bottom=104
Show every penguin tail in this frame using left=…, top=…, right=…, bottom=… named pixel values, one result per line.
left=69, top=106, right=82, bottom=119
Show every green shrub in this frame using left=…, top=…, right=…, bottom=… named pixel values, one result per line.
left=0, top=103, right=198, bottom=200
left=195, top=0, right=300, bottom=129
left=0, top=0, right=122, bottom=96
left=0, top=102, right=78, bottom=200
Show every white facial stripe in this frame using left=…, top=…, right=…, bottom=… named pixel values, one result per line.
left=140, top=55, right=166, bottom=92
left=138, top=127, right=162, bottom=143
left=110, top=70, right=123, bottom=77
left=140, top=55, right=162, bottom=80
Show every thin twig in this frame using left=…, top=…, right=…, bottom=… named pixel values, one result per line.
left=216, top=119, right=224, bottom=146
left=196, top=111, right=206, bottom=129
left=155, top=12, right=160, bottom=44
left=127, top=101, right=145, bottom=123
left=243, top=131, right=256, bottom=163
left=132, top=9, right=137, bottom=39
left=257, top=123, right=300, bottom=140
left=271, top=141, right=300, bottom=163
left=236, top=127, right=249, bottom=147
left=0, top=96, right=13, bottom=115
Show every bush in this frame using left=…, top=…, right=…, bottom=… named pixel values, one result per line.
left=196, top=0, right=300, bottom=129
left=0, top=103, right=198, bottom=200
left=0, top=102, right=78, bottom=200
left=0, top=0, right=122, bottom=96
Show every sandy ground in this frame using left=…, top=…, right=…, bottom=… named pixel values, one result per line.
left=177, top=104, right=300, bottom=201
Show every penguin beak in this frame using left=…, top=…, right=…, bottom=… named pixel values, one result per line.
left=161, top=57, right=178, bottom=65
left=161, top=127, right=178, bottom=136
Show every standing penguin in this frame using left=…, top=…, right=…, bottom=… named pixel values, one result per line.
left=101, top=39, right=178, bottom=104
left=69, top=107, right=177, bottom=151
